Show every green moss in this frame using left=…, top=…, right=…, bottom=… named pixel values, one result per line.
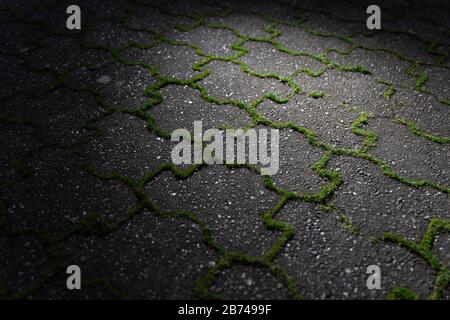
left=308, top=90, right=325, bottom=98
left=193, top=258, right=230, bottom=299
left=383, top=87, right=395, bottom=98
left=414, top=72, right=428, bottom=92
left=351, top=112, right=378, bottom=153
left=340, top=100, right=359, bottom=113
left=394, top=117, right=450, bottom=144
left=406, top=61, right=418, bottom=76
left=381, top=218, right=450, bottom=299
left=379, top=80, right=396, bottom=98
left=387, top=287, right=419, bottom=300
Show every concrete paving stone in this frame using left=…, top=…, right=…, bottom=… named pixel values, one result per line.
left=232, top=0, right=300, bottom=23
left=14, top=0, right=127, bottom=34
left=164, top=0, right=225, bottom=17
left=35, top=210, right=219, bottom=299
left=150, top=84, right=251, bottom=133
left=145, top=166, right=281, bottom=256
left=204, top=13, right=273, bottom=39
left=1, top=148, right=138, bottom=232
left=275, top=200, right=437, bottom=299
left=1, top=88, right=100, bottom=146
left=300, top=10, right=364, bottom=36
left=417, top=65, right=450, bottom=103
left=126, top=5, right=195, bottom=32
left=85, top=20, right=156, bottom=49
left=0, top=235, right=49, bottom=298
left=293, top=70, right=393, bottom=116
left=0, top=122, right=42, bottom=182
left=0, top=54, right=55, bottom=99
left=33, top=281, right=121, bottom=300
left=0, top=21, right=47, bottom=54
left=382, top=17, right=450, bottom=47
left=200, top=60, right=292, bottom=103
left=410, top=1, right=450, bottom=29
left=327, top=156, right=450, bottom=241
left=83, top=113, right=174, bottom=180
left=0, top=123, right=41, bottom=160
left=74, top=0, right=129, bottom=21
left=319, top=0, right=369, bottom=24
left=67, top=62, right=156, bottom=109
left=210, top=264, right=290, bottom=299
left=271, top=129, right=327, bottom=194
left=6, top=1, right=76, bottom=34
left=28, top=35, right=112, bottom=72
left=352, top=32, right=438, bottom=64
left=1, top=0, right=449, bottom=300
left=164, top=26, right=241, bottom=57
left=328, top=48, right=416, bottom=87
left=240, top=41, right=324, bottom=78
left=277, top=23, right=353, bottom=55
left=257, top=93, right=366, bottom=149
left=367, top=117, right=450, bottom=186
left=433, top=234, right=450, bottom=270
left=392, top=88, right=450, bottom=137
left=120, top=42, right=203, bottom=80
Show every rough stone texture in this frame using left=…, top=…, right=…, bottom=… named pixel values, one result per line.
left=0, top=0, right=449, bottom=300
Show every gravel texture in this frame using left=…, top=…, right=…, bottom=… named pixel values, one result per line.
left=0, top=0, right=449, bottom=300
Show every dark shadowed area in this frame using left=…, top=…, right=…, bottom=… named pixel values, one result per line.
left=0, top=0, right=449, bottom=300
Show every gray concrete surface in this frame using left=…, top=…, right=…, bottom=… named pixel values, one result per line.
left=0, top=0, right=449, bottom=300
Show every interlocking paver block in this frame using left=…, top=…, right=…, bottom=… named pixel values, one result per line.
left=0, top=0, right=449, bottom=300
